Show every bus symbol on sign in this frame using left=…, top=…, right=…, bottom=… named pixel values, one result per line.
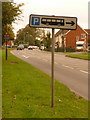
left=41, top=18, right=64, bottom=26
left=32, top=17, right=40, bottom=25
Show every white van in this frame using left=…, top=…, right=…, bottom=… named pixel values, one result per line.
left=40, top=45, right=44, bottom=50
left=76, top=41, right=85, bottom=51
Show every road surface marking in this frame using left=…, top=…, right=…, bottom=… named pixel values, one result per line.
left=22, top=55, right=29, bottom=58
left=80, top=70, right=88, bottom=74
left=55, top=62, right=58, bottom=65
left=62, top=65, right=74, bottom=69
left=42, top=59, right=48, bottom=62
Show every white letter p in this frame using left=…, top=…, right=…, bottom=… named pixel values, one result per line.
left=34, top=18, right=39, bottom=25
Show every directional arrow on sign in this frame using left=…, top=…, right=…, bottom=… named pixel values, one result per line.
left=66, top=21, right=75, bottom=26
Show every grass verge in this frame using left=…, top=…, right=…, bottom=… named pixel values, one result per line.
left=2, top=50, right=88, bottom=118
left=66, top=52, right=90, bottom=60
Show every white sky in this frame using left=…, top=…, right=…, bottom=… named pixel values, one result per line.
left=13, top=0, right=89, bottom=35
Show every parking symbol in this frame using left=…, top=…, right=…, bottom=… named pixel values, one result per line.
left=32, top=17, right=40, bottom=25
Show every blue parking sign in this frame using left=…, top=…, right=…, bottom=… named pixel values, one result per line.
left=32, top=17, right=40, bottom=25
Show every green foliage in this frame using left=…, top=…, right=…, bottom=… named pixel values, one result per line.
left=16, top=25, right=41, bottom=45
left=2, top=2, right=24, bottom=25
left=35, top=40, right=41, bottom=47
left=55, top=47, right=76, bottom=52
left=41, top=31, right=51, bottom=49
left=2, top=2, right=24, bottom=44
left=45, top=32, right=51, bottom=48
left=2, top=25, right=15, bottom=44
left=66, top=52, right=90, bottom=60
left=65, top=48, right=76, bottom=52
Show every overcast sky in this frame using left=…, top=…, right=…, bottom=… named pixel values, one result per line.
left=13, top=0, right=89, bottom=35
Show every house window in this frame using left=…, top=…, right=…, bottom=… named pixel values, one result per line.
left=81, top=34, right=86, bottom=39
left=76, top=36, right=79, bottom=41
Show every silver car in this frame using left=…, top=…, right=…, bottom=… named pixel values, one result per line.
left=17, top=45, right=24, bottom=50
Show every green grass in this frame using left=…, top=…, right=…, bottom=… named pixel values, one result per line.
left=2, top=50, right=88, bottom=118
left=66, top=52, right=90, bottom=60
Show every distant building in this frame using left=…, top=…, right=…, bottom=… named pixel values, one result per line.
left=3, top=40, right=14, bottom=46
left=55, top=25, right=90, bottom=50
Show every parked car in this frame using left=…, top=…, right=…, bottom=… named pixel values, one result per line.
left=28, top=46, right=33, bottom=50
left=17, top=45, right=24, bottom=50
left=24, top=44, right=29, bottom=48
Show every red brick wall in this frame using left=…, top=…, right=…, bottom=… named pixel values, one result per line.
left=3, top=40, right=14, bottom=46
left=65, top=25, right=88, bottom=49
left=85, top=29, right=90, bottom=41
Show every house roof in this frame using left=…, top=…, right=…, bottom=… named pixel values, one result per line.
left=55, top=29, right=69, bottom=37
left=64, top=25, right=88, bottom=36
left=84, top=29, right=90, bottom=35
left=55, top=25, right=89, bottom=37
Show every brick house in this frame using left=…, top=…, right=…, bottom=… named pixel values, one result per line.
left=3, top=40, right=14, bottom=47
left=84, top=29, right=90, bottom=44
left=55, top=25, right=89, bottom=50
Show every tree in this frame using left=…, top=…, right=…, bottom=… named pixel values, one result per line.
left=2, top=2, right=24, bottom=44
left=35, top=40, right=40, bottom=47
left=45, top=32, right=51, bottom=49
left=2, top=2, right=24, bottom=25
left=41, top=31, right=51, bottom=49
left=16, top=24, right=42, bottom=46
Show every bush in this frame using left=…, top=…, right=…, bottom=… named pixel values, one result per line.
left=55, top=47, right=76, bottom=52
left=66, top=47, right=76, bottom=52
left=55, top=47, right=64, bottom=52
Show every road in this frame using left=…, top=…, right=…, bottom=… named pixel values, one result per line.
left=11, top=49, right=88, bottom=100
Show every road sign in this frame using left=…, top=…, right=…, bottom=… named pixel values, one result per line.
left=29, top=14, right=77, bottom=30
left=29, top=14, right=77, bottom=108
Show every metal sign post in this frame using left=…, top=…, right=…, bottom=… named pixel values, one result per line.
left=6, top=37, right=8, bottom=60
left=29, top=14, right=77, bottom=108
left=51, top=28, right=55, bottom=107
left=4, top=32, right=9, bottom=60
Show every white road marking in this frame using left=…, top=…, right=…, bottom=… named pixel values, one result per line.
left=62, top=65, right=74, bottom=69
left=55, top=62, right=58, bottom=65
left=26, top=56, right=29, bottom=58
left=22, top=55, right=29, bottom=58
left=42, top=59, right=48, bottom=62
left=80, top=70, right=88, bottom=74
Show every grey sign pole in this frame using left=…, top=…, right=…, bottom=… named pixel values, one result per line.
left=4, top=32, right=8, bottom=60
left=51, top=28, right=55, bottom=108
left=29, top=14, right=77, bottom=108
left=6, top=37, right=8, bottom=60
